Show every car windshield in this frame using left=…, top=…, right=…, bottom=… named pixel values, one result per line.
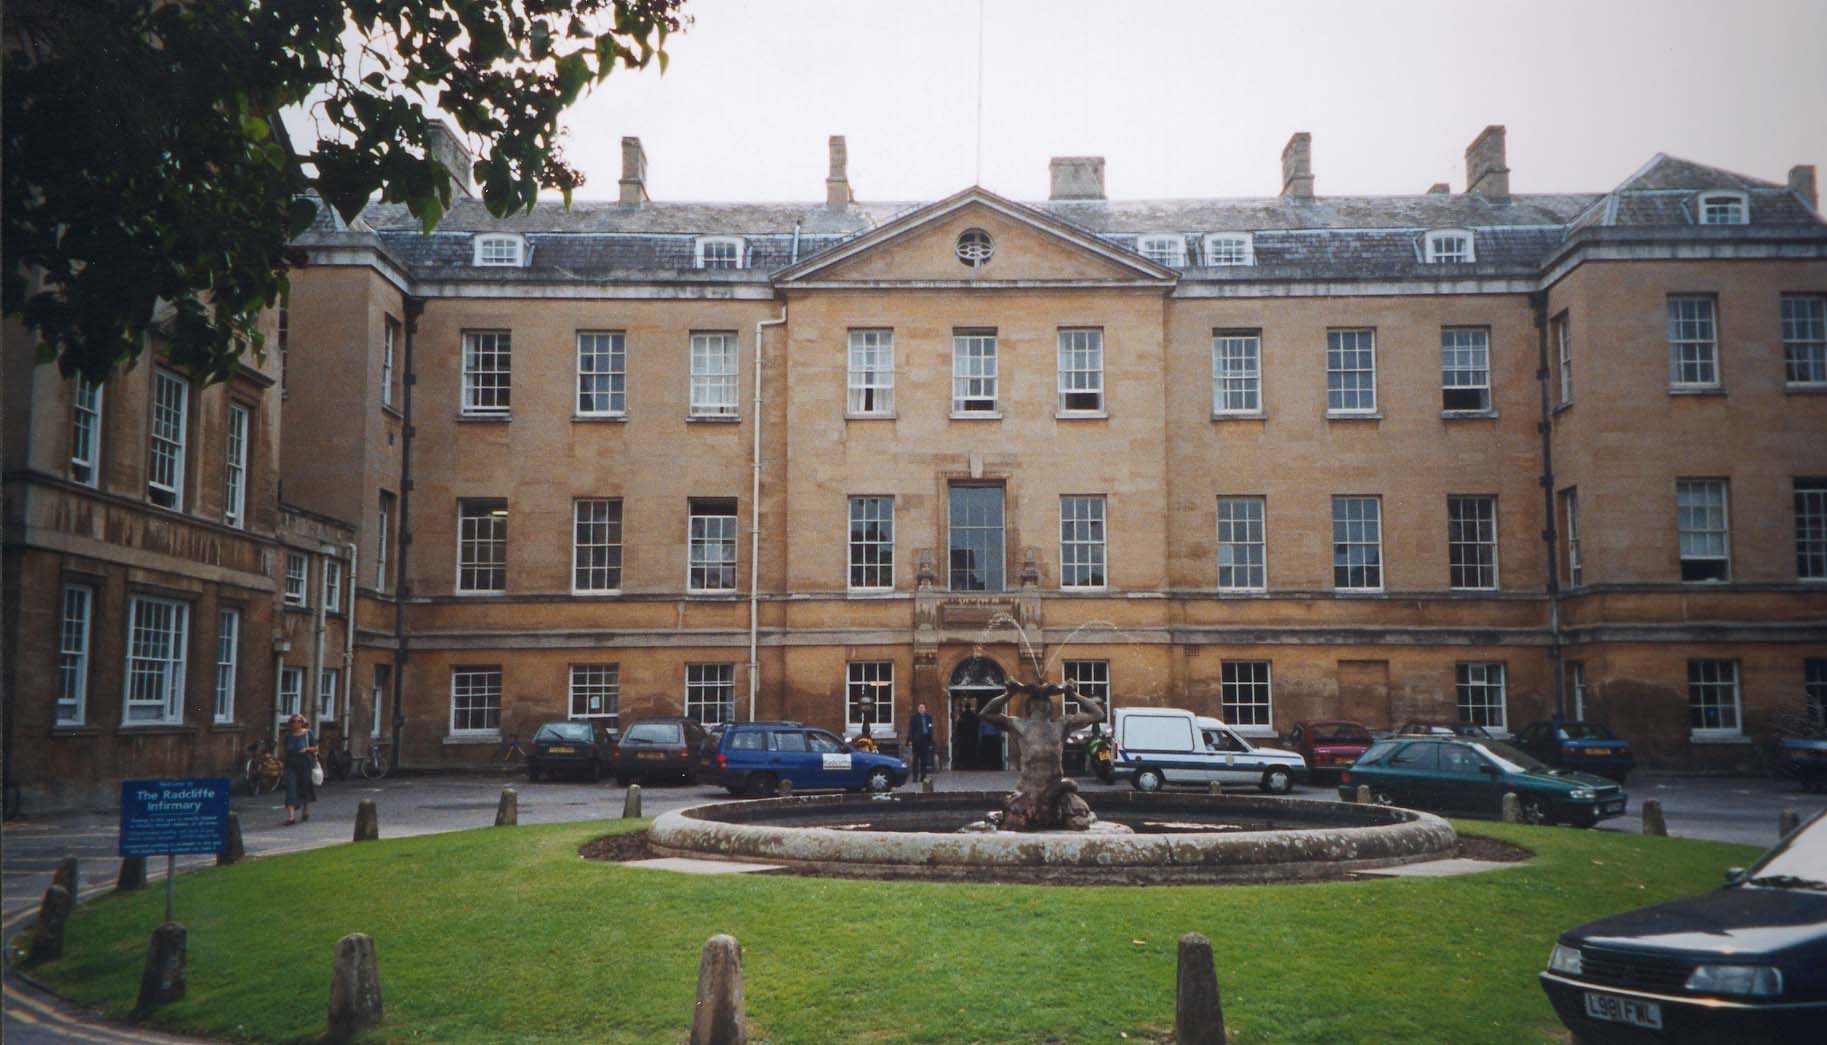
left=534, top=722, right=593, bottom=742
left=1312, top=724, right=1370, bottom=743
left=1477, top=741, right=1552, bottom=773
left=1356, top=740, right=1399, bottom=766
left=1556, top=723, right=1615, bottom=741
left=624, top=722, right=682, bottom=744
left=1743, top=814, right=1827, bottom=891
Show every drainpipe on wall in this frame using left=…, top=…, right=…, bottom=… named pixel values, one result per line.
left=749, top=304, right=787, bottom=722
left=309, top=547, right=330, bottom=728
left=1531, top=291, right=1566, bottom=717
left=389, top=297, right=423, bottom=771
left=341, top=541, right=357, bottom=742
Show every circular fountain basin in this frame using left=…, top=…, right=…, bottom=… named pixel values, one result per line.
left=648, top=790, right=1457, bottom=885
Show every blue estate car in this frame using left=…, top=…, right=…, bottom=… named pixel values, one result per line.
left=1514, top=719, right=1635, bottom=783
left=696, top=721, right=908, bottom=797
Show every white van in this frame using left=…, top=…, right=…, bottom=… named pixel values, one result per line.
left=1110, top=707, right=1309, bottom=793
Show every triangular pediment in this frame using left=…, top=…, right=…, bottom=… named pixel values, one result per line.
left=776, top=188, right=1176, bottom=287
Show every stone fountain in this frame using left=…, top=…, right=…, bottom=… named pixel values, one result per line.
left=967, top=679, right=1124, bottom=833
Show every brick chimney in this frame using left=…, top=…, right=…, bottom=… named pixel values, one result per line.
left=618, top=136, right=649, bottom=206
left=1280, top=133, right=1313, bottom=200
left=1465, top=125, right=1510, bottom=202
left=1791, top=164, right=1818, bottom=211
left=1048, top=157, right=1105, bottom=200
left=426, top=121, right=474, bottom=198
left=826, top=135, right=853, bottom=211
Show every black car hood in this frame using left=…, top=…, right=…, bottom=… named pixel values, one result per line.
left=1569, top=887, right=1827, bottom=958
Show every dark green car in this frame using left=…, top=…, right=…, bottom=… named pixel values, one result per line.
left=1337, top=736, right=1628, bottom=827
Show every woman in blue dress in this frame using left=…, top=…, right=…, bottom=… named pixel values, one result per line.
left=282, top=713, right=318, bottom=825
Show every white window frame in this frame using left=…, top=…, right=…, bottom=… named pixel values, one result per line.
left=687, top=499, right=738, bottom=592
left=57, top=585, right=93, bottom=726
left=457, top=500, right=509, bottom=594
left=951, top=330, right=999, bottom=417
left=1221, top=660, right=1274, bottom=734
left=318, top=668, right=339, bottom=726
left=848, top=495, right=894, bottom=591
left=323, top=558, right=343, bottom=613
left=1553, top=311, right=1573, bottom=406
left=123, top=594, right=188, bottom=725
left=1696, top=192, right=1748, bottom=226
left=1326, top=329, right=1377, bottom=415
left=688, top=332, right=739, bottom=418
left=381, top=316, right=399, bottom=408
left=1440, top=327, right=1492, bottom=413
left=1423, top=229, right=1476, bottom=263
left=1203, top=233, right=1254, bottom=267
left=1331, top=496, right=1383, bottom=591
left=70, top=378, right=102, bottom=486
left=279, top=666, right=304, bottom=719
left=846, top=661, right=895, bottom=735
left=284, top=552, right=309, bottom=607
left=1447, top=495, right=1499, bottom=591
left=1667, top=296, right=1721, bottom=389
left=1456, top=662, right=1507, bottom=733
left=1062, top=659, right=1109, bottom=720
left=1806, top=658, right=1827, bottom=730
left=473, top=234, right=525, bottom=267
left=224, top=402, right=249, bottom=528
left=577, top=331, right=627, bottom=417
left=685, top=662, right=735, bottom=725
left=1217, top=496, right=1266, bottom=592
left=695, top=237, right=745, bottom=270
left=1056, top=328, right=1105, bottom=416
left=1677, top=479, right=1730, bottom=583
left=1059, top=495, right=1107, bottom=590
left=214, top=607, right=239, bottom=724
left=1567, top=661, right=1588, bottom=721
left=1797, top=478, right=1827, bottom=582
left=148, top=368, right=188, bottom=509
left=1136, top=233, right=1185, bottom=268
left=371, top=664, right=390, bottom=738
left=376, top=491, right=394, bottom=591
left=572, top=497, right=624, bottom=594
left=1212, top=333, right=1262, bottom=415
left=461, top=330, right=512, bottom=416
left=1781, top=295, right=1827, bottom=388
left=563, top=663, right=618, bottom=724
left=1687, top=659, right=1742, bottom=737
left=449, top=666, right=502, bottom=736
left=1562, top=488, right=1583, bottom=586
left=846, top=329, right=895, bottom=417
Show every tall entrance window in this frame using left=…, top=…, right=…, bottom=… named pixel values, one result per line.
left=948, top=485, right=1005, bottom=592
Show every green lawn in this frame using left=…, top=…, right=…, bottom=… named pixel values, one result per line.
left=22, top=820, right=1759, bottom=1043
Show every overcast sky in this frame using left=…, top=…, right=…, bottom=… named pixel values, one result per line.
left=548, top=0, right=1827, bottom=204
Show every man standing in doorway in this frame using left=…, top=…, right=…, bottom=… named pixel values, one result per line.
left=908, top=702, right=936, bottom=783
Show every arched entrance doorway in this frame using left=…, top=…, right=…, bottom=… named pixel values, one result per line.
left=948, top=656, right=1007, bottom=771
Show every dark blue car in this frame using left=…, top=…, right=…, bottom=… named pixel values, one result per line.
left=696, top=722, right=908, bottom=797
left=1515, top=720, right=1635, bottom=783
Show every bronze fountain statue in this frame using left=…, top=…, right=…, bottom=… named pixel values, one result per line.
left=975, top=678, right=1109, bottom=831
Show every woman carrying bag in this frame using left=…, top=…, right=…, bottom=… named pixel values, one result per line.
left=281, top=713, right=319, bottom=825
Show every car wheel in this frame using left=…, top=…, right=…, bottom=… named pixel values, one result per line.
left=588, top=761, right=601, bottom=783
left=1133, top=768, right=1164, bottom=793
left=1372, top=790, right=1396, bottom=806
left=1261, top=768, right=1294, bottom=794
left=1519, top=796, right=1549, bottom=825
left=747, top=772, right=777, bottom=798
left=865, top=767, right=894, bottom=793
left=526, top=765, right=540, bottom=782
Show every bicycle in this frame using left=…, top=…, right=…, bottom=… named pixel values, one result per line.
left=326, top=736, right=355, bottom=782
left=243, top=738, right=282, bottom=795
left=359, top=739, right=391, bottom=781
left=492, top=733, right=526, bottom=768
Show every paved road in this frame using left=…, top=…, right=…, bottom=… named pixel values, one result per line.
left=6, top=769, right=1823, bottom=1042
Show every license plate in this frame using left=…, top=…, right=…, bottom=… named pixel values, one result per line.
left=548, top=745, right=575, bottom=754
left=1583, top=991, right=1662, bottom=1029
left=1583, top=750, right=1609, bottom=757
left=636, top=752, right=664, bottom=760
left=1602, top=801, right=1624, bottom=814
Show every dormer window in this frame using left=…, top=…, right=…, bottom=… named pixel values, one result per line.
left=1203, top=233, right=1254, bottom=267
left=1137, top=234, right=1186, bottom=268
left=1697, top=192, right=1748, bottom=225
left=696, top=237, right=745, bottom=270
left=474, top=234, right=525, bottom=267
left=1423, top=229, right=1476, bottom=264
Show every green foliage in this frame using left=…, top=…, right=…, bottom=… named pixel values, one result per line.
left=31, top=819, right=1761, bottom=1043
left=3, top=0, right=684, bottom=384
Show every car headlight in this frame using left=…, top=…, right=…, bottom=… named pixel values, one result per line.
left=1567, top=789, right=1594, bottom=801
left=1548, top=943, right=1582, bottom=975
left=1685, top=964, right=1783, bottom=997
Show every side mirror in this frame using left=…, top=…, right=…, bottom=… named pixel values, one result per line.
left=1724, top=866, right=1745, bottom=885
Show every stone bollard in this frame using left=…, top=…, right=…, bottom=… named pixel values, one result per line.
left=495, top=787, right=518, bottom=827
left=623, top=784, right=643, bottom=819
left=136, top=922, right=187, bottom=1011
left=1642, top=798, right=1668, bottom=837
left=117, top=855, right=148, bottom=893
left=1356, top=785, right=1371, bottom=805
left=1779, top=808, right=1800, bottom=839
left=354, top=799, right=380, bottom=842
left=326, top=932, right=384, bottom=1043
left=1175, top=932, right=1226, bottom=1045
left=218, top=812, right=245, bottom=865
left=51, top=856, right=79, bottom=895
left=775, top=779, right=793, bottom=797
left=26, top=884, right=74, bottom=962
left=690, top=934, right=746, bottom=1045
left=1501, top=792, right=1521, bottom=824
left=1207, top=781, right=1223, bottom=796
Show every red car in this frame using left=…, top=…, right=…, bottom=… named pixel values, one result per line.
left=1288, top=720, right=1374, bottom=778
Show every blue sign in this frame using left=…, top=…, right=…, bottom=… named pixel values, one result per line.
left=120, top=778, right=232, bottom=857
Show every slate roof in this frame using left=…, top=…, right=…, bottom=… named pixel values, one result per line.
left=310, top=153, right=1824, bottom=285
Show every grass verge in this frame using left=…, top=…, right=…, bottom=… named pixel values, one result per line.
left=21, top=820, right=1759, bottom=1043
